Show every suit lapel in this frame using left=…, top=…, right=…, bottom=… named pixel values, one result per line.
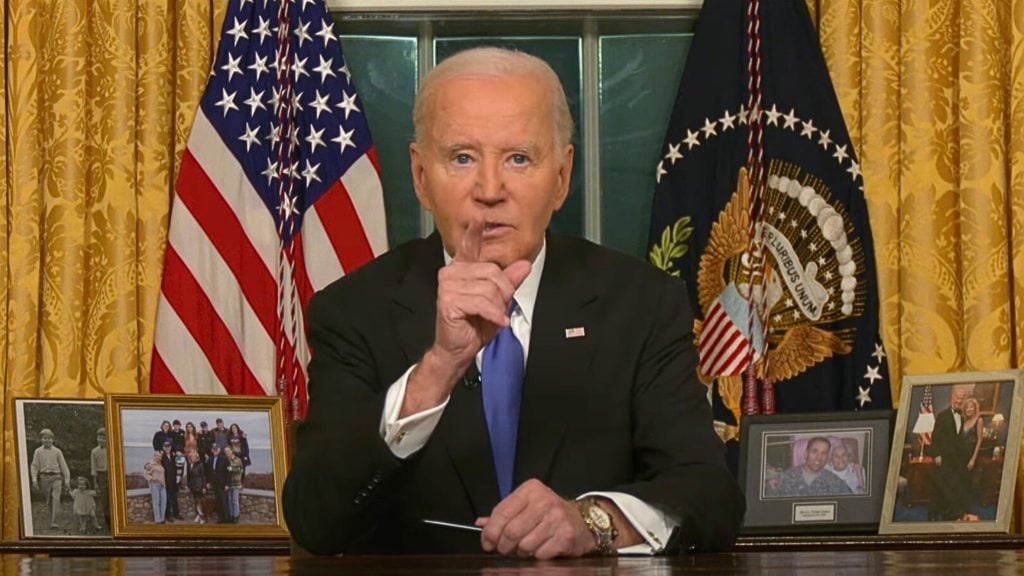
left=515, top=236, right=598, bottom=485
left=393, top=235, right=499, bottom=515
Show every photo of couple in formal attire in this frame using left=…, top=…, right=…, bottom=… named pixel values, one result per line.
left=891, top=381, right=1015, bottom=524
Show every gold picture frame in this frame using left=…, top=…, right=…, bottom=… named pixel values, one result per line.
left=106, top=394, right=288, bottom=538
left=879, top=370, right=1024, bottom=534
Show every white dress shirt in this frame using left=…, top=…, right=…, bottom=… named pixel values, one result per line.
left=377, top=241, right=678, bottom=554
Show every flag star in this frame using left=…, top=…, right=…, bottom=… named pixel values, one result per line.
left=309, top=90, right=332, bottom=119
left=331, top=125, right=356, bottom=154
left=315, top=19, right=338, bottom=47
left=313, top=55, right=336, bottom=83
left=818, top=129, right=832, bottom=149
left=221, top=52, right=243, bottom=82
left=872, top=342, right=887, bottom=362
left=281, top=161, right=296, bottom=180
left=339, top=61, right=352, bottom=83
left=279, top=193, right=299, bottom=218
left=252, top=16, right=273, bottom=45
left=764, top=104, right=781, bottom=126
left=655, top=161, right=667, bottom=184
left=782, top=109, right=799, bottom=130
left=289, top=124, right=301, bottom=148
left=833, top=144, right=849, bottom=163
left=664, top=143, right=683, bottom=165
left=857, top=386, right=872, bottom=407
left=301, top=0, right=317, bottom=11
left=239, top=123, right=261, bottom=151
left=701, top=118, right=718, bottom=138
left=292, top=55, right=310, bottom=81
left=248, top=53, right=269, bottom=82
left=291, top=90, right=305, bottom=112
left=261, top=159, right=279, bottom=185
left=336, top=90, right=361, bottom=120
left=267, top=123, right=281, bottom=146
left=243, top=87, right=266, bottom=116
left=847, top=159, right=862, bottom=180
left=800, top=118, right=818, bottom=139
left=719, top=110, right=737, bottom=131
left=302, top=159, right=322, bottom=186
left=293, top=19, right=313, bottom=48
left=737, top=104, right=749, bottom=125
left=269, top=86, right=283, bottom=113
left=226, top=17, right=248, bottom=47
left=214, top=88, right=238, bottom=117
left=305, top=125, right=326, bottom=153
left=864, top=365, right=883, bottom=385
left=683, top=129, right=701, bottom=150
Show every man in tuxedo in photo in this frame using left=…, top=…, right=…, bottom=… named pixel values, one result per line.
left=284, top=46, right=743, bottom=558
left=928, top=385, right=971, bottom=520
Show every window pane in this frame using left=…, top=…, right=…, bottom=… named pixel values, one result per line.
left=435, top=37, right=584, bottom=239
left=338, top=35, right=420, bottom=248
left=599, top=34, right=691, bottom=259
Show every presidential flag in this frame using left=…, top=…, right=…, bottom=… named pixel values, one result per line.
left=151, top=0, right=387, bottom=422
left=647, top=0, right=891, bottom=446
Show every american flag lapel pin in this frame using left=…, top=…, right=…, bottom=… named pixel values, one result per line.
left=564, top=327, right=586, bottom=339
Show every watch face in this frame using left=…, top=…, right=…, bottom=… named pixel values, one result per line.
left=588, top=505, right=611, bottom=530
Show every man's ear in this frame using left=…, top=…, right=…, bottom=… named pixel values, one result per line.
left=409, top=142, right=432, bottom=212
left=552, top=144, right=574, bottom=210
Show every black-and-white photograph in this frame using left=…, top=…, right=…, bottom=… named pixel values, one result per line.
left=107, top=394, right=288, bottom=538
left=15, top=398, right=109, bottom=539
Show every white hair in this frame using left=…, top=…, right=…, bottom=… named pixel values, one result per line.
left=413, top=46, right=574, bottom=150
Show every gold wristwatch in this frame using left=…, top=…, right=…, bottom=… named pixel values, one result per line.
left=577, top=497, right=618, bottom=556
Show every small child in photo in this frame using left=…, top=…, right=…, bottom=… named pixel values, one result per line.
left=70, top=476, right=100, bottom=533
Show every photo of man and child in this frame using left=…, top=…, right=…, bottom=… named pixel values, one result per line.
left=119, top=409, right=277, bottom=528
left=15, top=400, right=109, bottom=538
left=761, top=430, right=872, bottom=499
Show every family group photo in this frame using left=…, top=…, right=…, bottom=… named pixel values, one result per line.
left=15, top=399, right=109, bottom=538
left=117, top=407, right=278, bottom=529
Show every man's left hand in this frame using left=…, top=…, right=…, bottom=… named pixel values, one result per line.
left=475, top=479, right=592, bottom=559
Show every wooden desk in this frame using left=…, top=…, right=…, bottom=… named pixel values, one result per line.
left=2, top=549, right=1024, bottom=575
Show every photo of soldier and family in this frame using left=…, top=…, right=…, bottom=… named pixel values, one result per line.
left=761, top=430, right=872, bottom=499
left=15, top=400, right=109, bottom=538
left=119, top=409, right=277, bottom=527
left=891, top=382, right=1015, bottom=523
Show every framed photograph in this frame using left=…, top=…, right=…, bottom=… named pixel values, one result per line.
left=739, top=411, right=893, bottom=534
left=106, top=394, right=288, bottom=538
left=879, top=370, right=1024, bottom=534
left=14, top=398, right=110, bottom=539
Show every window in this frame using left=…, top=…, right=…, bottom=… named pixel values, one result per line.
left=331, top=7, right=697, bottom=260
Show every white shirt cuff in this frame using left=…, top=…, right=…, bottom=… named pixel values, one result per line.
left=380, top=364, right=449, bottom=459
left=579, top=491, right=678, bottom=555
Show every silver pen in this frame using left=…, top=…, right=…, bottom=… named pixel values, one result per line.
left=422, top=518, right=483, bottom=532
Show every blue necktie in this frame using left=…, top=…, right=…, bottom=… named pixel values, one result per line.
left=481, top=301, right=524, bottom=499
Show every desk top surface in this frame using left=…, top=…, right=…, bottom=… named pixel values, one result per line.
left=1, top=550, right=1021, bottom=575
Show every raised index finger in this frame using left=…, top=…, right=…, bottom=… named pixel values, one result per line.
left=454, top=219, right=484, bottom=264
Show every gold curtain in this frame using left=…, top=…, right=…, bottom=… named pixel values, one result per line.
left=809, top=0, right=1024, bottom=525
left=0, top=0, right=228, bottom=540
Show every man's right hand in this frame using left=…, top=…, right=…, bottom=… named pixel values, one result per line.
left=401, top=220, right=531, bottom=418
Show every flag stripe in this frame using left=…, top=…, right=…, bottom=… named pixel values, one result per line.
left=302, top=205, right=346, bottom=292
left=315, top=178, right=376, bottom=274
left=153, top=293, right=228, bottom=395
left=340, top=150, right=388, bottom=257
left=150, top=350, right=184, bottom=394
left=160, top=247, right=270, bottom=395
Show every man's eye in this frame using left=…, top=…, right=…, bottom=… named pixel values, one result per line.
left=510, top=154, right=529, bottom=165
left=453, top=154, right=472, bottom=165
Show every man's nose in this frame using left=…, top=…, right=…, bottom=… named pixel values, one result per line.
left=472, top=156, right=506, bottom=204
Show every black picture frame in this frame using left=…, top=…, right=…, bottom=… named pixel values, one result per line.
left=739, top=410, right=893, bottom=534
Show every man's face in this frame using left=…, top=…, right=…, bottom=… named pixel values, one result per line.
left=173, top=423, right=180, bottom=431
left=804, top=440, right=830, bottom=473
left=830, top=446, right=849, bottom=471
left=216, top=421, right=225, bottom=430
left=41, top=434, right=53, bottom=447
left=951, top=388, right=967, bottom=410
left=410, top=73, right=573, bottom=268
left=97, top=435, right=106, bottom=448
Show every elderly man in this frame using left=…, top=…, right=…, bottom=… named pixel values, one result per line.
left=773, top=437, right=851, bottom=497
left=284, top=46, right=743, bottom=557
left=824, top=442, right=865, bottom=494
left=928, top=385, right=971, bottom=520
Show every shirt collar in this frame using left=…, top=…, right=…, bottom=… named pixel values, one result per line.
left=442, top=239, right=546, bottom=328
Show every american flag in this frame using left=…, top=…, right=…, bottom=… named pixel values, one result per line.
left=914, top=385, right=935, bottom=446
left=150, top=0, right=387, bottom=422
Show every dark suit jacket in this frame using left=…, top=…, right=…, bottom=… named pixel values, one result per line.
left=207, top=454, right=229, bottom=488
left=284, top=233, right=744, bottom=555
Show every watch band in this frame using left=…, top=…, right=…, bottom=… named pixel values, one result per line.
left=577, top=498, right=618, bottom=556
